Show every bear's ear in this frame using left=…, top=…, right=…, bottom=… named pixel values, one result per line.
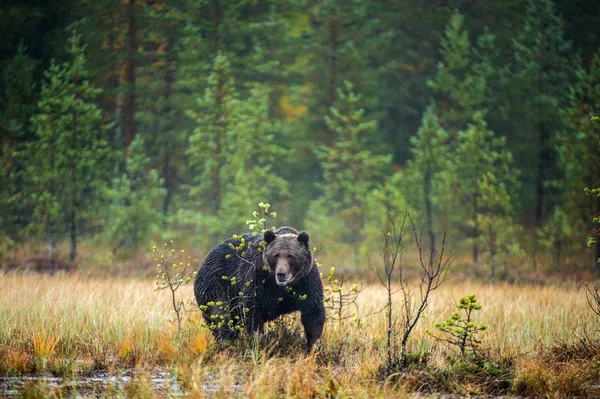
left=297, top=232, right=309, bottom=248
left=264, top=230, right=276, bottom=245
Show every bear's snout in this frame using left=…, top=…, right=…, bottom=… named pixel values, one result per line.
left=275, top=262, right=292, bottom=286
left=276, top=271, right=287, bottom=283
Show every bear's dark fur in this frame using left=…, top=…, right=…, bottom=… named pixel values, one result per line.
left=194, top=227, right=325, bottom=350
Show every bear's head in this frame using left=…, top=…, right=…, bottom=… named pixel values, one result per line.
left=263, top=229, right=312, bottom=287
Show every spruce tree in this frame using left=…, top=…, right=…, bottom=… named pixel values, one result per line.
left=103, top=136, right=166, bottom=257
left=558, top=51, right=600, bottom=270
left=187, top=52, right=236, bottom=215
left=29, top=32, right=112, bottom=261
left=404, top=105, right=452, bottom=252
left=454, top=112, right=520, bottom=271
left=308, top=81, right=391, bottom=245
left=133, top=1, right=189, bottom=220
left=509, top=0, right=575, bottom=228
left=418, top=11, right=515, bottom=268
left=0, top=43, right=39, bottom=254
left=428, top=12, right=490, bottom=136
left=304, top=0, right=372, bottom=146
left=186, top=52, right=288, bottom=239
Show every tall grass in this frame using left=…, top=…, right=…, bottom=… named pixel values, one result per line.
left=0, top=272, right=598, bottom=397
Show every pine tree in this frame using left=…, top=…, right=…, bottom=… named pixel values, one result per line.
left=509, top=0, right=575, bottom=228
left=0, top=43, right=39, bottom=254
left=309, top=81, right=391, bottom=245
left=304, top=0, right=372, bottom=147
left=135, top=2, right=187, bottom=221
left=404, top=105, right=452, bottom=251
left=419, top=11, right=517, bottom=268
left=29, top=32, right=112, bottom=261
left=186, top=52, right=288, bottom=239
left=0, top=43, right=39, bottom=144
left=454, top=112, right=520, bottom=271
left=103, top=136, right=166, bottom=257
left=428, top=12, right=490, bottom=136
left=187, top=52, right=236, bottom=215
left=558, top=51, right=600, bottom=270
left=217, top=84, right=289, bottom=231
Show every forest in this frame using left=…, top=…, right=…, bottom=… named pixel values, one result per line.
left=1, top=0, right=600, bottom=278
left=2, top=1, right=600, bottom=397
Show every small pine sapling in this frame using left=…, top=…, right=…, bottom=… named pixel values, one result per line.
left=427, top=294, right=488, bottom=357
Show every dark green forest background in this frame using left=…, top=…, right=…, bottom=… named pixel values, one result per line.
left=1, top=0, right=599, bottom=278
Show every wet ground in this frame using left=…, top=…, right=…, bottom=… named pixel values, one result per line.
left=0, top=370, right=184, bottom=398
left=0, top=369, right=249, bottom=398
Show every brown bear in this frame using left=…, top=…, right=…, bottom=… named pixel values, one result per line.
left=193, top=227, right=325, bottom=350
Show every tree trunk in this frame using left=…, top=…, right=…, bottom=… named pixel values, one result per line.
left=161, top=36, right=175, bottom=219
left=325, top=17, right=339, bottom=147
left=472, top=188, right=480, bottom=266
left=124, top=0, right=137, bottom=149
left=533, top=122, right=552, bottom=269
left=48, top=219, right=56, bottom=260
left=423, top=162, right=435, bottom=254
left=212, top=0, right=222, bottom=54
left=48, top=130, right=56, bottom=261
left=210, top=61, right=226, bottom=212
left=596, top=195, right=600, bottom=273
left=489, top=223, right=496, bottom=279
left=70, top=110, right=78, bottom=261
left=210, top=0, right=223, bottom=212
left=534, top=122, right=551, bottom=228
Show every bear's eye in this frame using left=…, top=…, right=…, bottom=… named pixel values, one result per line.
left=274, top=253, right=280, bottom=258
left=287, top=254, right=294, bottom=260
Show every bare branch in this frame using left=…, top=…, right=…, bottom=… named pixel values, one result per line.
left=377, top=208, right=453, bottom=373
left=586, top=283, right=600, bottom=317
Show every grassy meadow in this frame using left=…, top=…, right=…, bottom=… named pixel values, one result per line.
left=1, top=271, right=599, bottom=398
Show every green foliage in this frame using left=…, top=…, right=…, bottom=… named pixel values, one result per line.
left=404, top=105, right=453, bottom=237
left=186, top=52, right=289, bottom=240
left=428, top=12, right=490, bottom=133
left=454, top=113, right=521, bottom=271
left=0, top=44, right=39, bottom=256
left=0, top=42, right=38, bottom=142
left=304, top=0, right=373, bottom=143
left=307, top=81, right=391, bottom=247
left=103, top=136, right=166, bottom=257
left=188, top=54, right=289, bottom=241
left=557, top=51, right=600, bottom=267
left=506, top=0, right=575, bottom=225
left=475, top=172, right=523, bottom=275
left=245, top=201, right=277, bottom=234
left=361, top=174, right=412, bottom=257
left=427, top=294, right=488, bottom=357
left=1, top=0, right=600, bottom=274
left=584, top=115, right=600, bottom=264
left=409, top=11, right=521, bottom=270
left=28, top=32, right=113, bottom=259
left=193, top=202, right=280, bottom=339
left=414, top=12, right=522, bottom=272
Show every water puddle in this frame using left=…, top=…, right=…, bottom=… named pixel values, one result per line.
left=0, top=369, right=184, bottom=398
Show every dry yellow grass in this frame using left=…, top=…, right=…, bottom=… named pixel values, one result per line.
left=0, top=272, right=598, bottom=397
